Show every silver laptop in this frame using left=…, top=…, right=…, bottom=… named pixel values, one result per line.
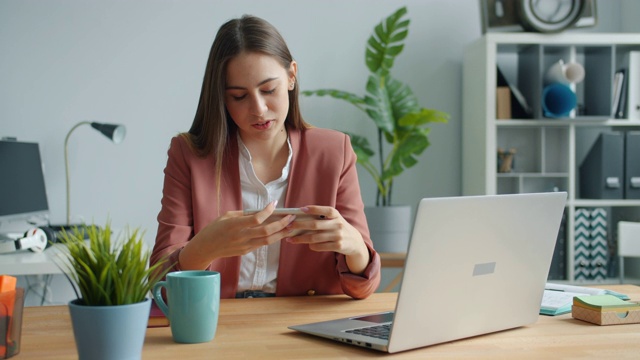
left=289, top=192, right=567, bottom=353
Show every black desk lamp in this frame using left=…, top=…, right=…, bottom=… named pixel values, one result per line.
left=64, top=121, right=126, bottom=225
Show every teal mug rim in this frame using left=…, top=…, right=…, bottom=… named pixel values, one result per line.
left=167, top=270, right=220, bottom=278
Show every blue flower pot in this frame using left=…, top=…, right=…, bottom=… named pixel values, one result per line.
left=365, top=205, right=412, bottom=253
left=68, top=298, right=151, bottom=360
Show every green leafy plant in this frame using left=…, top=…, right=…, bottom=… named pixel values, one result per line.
left=57, top=222, right=168, bottom=306
left=303, top=6, right=449, bottom=206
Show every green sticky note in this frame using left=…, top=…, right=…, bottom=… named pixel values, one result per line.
left=574, top=295, right=640, bottom=311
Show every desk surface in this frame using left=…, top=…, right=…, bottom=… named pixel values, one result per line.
left=0, top=244, right=64, bottom=275
left=18, top=285, right=640, bottom=359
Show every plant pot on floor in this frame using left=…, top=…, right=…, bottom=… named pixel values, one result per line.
left=68, top=298, right=151, bottom=360
left=365, top=205, right=412, bottom=254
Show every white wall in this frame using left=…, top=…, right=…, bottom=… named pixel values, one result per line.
left=0, top=0, right=633, bottom=243
left=0, top=0, right=471, bottom=241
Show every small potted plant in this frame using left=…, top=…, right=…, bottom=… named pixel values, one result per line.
left=303, top=7, right=449, bottom=252
left=56, top=222, right=168, bottom=360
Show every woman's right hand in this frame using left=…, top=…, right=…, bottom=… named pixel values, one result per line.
left=178, top=201, right=294, bottom=270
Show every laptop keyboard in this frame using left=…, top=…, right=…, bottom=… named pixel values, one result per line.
left=346, top=324, right=391, bottom=340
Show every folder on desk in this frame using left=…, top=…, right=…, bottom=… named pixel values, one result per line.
left=625, top=131, right=640, bottom=199
left=579, top=132, right=624, bottom=199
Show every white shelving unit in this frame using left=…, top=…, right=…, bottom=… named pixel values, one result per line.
left=462, top=33, right=640, bottom=283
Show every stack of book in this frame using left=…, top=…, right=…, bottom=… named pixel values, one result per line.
left=613, top=51, right=640, bottom=119
left=148, top=299, right=169, bottom=328
left=540, top=283, right=629, bottom=316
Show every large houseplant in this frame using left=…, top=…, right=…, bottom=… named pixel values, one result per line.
left=303, top=6, right=449, bottom=207
left=303, top=7, right=448, bottom=252
left=57, top=222, right=168, bottom=360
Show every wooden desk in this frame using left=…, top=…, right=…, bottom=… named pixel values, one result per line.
left=19, top=285, right=640, bottom=359
left=379, top=252, right=406, bottom=292
left=379, top=252, right=406, bottom=268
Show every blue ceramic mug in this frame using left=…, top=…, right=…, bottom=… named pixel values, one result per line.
left=152, top=270, right=220, bottom=343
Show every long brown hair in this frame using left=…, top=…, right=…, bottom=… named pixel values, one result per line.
left=184, top=15, right=310, bottom=182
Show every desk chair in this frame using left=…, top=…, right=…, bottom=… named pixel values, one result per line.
left=618, top=221, right=640, bottom=284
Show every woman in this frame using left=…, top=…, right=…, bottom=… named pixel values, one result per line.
left=151, top=14, right=380, bottom=299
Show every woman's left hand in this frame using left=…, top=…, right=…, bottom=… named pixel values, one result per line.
left=285, top=205, right=370, bottom=275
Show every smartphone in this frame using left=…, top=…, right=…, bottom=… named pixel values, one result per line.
left=243, top=208, right=318, bottom=236
left=243, top=208, right=307, bottom=216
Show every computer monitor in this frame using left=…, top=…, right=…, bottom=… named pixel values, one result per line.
left=0, top=139, right=50, bottom=224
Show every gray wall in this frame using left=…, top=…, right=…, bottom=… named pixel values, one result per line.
left=621, top=0, right=640, bottom=32
left=0, top=0, right=634, bottom=245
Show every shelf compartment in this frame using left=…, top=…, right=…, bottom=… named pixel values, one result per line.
left=542, top=45, right=613, bottom=117
left=497, top=127, right=569, bottom=174
left=496, top=44, right=541, bottom=120
left=497, top=174, right=568, bottom=194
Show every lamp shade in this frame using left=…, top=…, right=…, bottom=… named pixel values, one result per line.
left=90, top=122, right=126, bottom=144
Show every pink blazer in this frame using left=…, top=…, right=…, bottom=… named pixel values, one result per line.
left=151, top=127, right=381, bottom=299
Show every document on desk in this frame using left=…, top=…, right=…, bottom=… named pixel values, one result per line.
left=540, top=283, right=630, bottom=316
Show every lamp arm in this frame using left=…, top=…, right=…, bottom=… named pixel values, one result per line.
left=64, top=121, right=91, bottom=225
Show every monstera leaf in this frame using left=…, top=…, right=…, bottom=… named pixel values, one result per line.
left=303, top=6, right=449, bottom=206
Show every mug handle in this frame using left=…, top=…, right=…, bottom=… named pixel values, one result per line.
left=152, top=281, right=170, bottom=317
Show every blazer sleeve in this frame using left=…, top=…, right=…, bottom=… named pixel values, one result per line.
left=150, top=136, right=194, bottom=275
left=280, top=129, right=381, bottom=299
left=333, top=134, right=381, bottom=299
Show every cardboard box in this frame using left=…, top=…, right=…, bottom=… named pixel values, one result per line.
left=496, top=86, right=512, bottom=119
left=572, top=305, right=640, bottom=326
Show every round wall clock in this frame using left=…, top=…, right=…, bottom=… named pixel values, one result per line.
left=517, top=0, right=586, bottom=33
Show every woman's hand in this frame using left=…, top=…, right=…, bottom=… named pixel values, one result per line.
left=178, top=201, right=295, bottom=270
left=284, top=205, right=370, bottom=275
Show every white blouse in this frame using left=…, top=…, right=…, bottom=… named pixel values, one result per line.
left=236, top=135, right=293, bottom=293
